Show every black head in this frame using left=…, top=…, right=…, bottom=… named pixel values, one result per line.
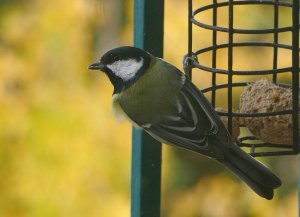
left=88, top=46, right=151, bottom=94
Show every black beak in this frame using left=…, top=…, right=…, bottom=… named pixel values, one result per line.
left=88, top=62, right=106, bottom=71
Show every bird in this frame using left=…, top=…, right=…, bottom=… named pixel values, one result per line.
left=88, top=46, right=281, bottom=200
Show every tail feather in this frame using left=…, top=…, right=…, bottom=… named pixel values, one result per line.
left=218, top=145, right=281, bottom=200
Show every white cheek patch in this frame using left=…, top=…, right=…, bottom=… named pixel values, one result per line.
left=107, top=58, right=144, bottom=81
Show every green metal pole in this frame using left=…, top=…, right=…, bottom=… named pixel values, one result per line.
left=132, top=0, right=164, bottom=217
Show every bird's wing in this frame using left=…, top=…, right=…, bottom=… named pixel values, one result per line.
left=143, top=78, right=231, bottom=158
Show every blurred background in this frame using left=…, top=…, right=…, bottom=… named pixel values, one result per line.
left=0, top=0, right=298, bottom=216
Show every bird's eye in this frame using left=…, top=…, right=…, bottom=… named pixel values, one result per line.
left=113, top=55, right=120, bottom=61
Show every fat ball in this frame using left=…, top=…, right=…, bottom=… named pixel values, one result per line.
left=239, top=78, right=295, bottom=145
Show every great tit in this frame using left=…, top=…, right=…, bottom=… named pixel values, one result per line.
left=88, top=46, right=281, bottom=200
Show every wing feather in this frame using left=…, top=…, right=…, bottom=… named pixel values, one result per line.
left=144, top=78, right=228, bottom=158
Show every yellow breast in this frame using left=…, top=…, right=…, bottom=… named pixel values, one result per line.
left=112, top=94, right=141, bottom=128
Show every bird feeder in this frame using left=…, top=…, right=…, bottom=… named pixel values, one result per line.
left=184, top=0, right=300, bottom=157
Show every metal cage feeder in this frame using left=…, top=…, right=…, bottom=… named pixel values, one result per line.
left=185, top=0, right=300, bottom=157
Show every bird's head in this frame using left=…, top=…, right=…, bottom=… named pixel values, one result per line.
left=88, top=46, right=151, bottom=94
